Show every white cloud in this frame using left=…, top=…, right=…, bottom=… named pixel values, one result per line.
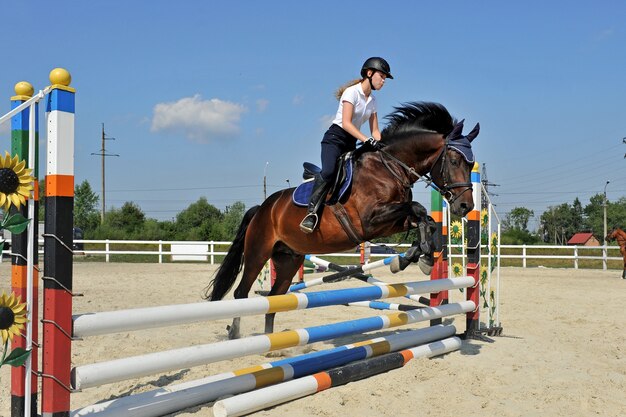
left=0, top=122, right=9, bottom=135
left=151, top=95, right=247, bottom=142
left=256, top=99, right=269, bottom=113
left=292, top=95, right=304, bottom=105
left=595, top=28, right=614, bottom=41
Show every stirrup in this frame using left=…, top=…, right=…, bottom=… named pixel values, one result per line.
left=299, top=213, right=319, bottom=234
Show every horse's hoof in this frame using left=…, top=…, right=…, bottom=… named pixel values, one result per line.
left=390, top=257, right=401, bottom=273
left=418, top=258, right=433, bottom=275
left=226, top=325, right=240, bottom=340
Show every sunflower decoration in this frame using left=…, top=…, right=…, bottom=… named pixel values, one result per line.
left=480, top=265, right=489, bottom=285
left=0, top=291, right=30, bottom=369
left=451, top=262, right=464, bottom=277
left=490, top=232, right=498, bottom=248
left=488, top=289, right=497, bottom=327
left=0, top=291, right=28, bottom=345
left=449, top=220, right=463, bottom=241
left=480, top=208, right=489, bottom=228
left=0, top=152, right=35, bottom=211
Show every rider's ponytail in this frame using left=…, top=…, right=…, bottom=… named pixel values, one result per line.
left=334, top=79, right=362, bottom=100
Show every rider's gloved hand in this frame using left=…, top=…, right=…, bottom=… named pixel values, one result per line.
left=366, top=137, right=383, bottom=150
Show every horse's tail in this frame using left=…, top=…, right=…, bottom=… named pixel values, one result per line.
left=203, top=205, right=261, bottom=301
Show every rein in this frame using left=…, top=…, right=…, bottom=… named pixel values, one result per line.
left=377, top=135, right=472, bottom=204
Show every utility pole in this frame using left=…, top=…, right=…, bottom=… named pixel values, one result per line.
left=91, top=123, right=119, bottom=223
left=263, top=162, right=269, bottom=200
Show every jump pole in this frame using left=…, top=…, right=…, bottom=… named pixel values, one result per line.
left=213, top=336, right=463, bottom=417
left=430, top=187, right=450, bottom=326
left=466, top=162, right=481, bottom=337
left=73, top=276, right=473, bottom=338
left=9, top=80, right=40, bottom=417
left=289, top=252, right=403, bottom=292
left=70, top=325, right=456, bottom=416
left=304, top=255, right=431, bottom=306
left=71, top=300, right=475, bottom=390
left=346, top=300, right=424, bottom=311
left=42, top=68, right=76, bottom=417
left=3, top=69, right=74, bottom=417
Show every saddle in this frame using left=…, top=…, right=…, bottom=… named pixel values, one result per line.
left=292, top=153, right=354, bottom=207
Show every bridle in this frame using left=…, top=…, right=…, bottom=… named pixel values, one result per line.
left=432, top=137, right=473, bottom=204
left=378, top=133, right=473, bottom=204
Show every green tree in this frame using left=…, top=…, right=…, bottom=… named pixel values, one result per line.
left=221, top=202, right=246, bottom=240
left=540, top=202, right=583, bottom=244
left=583, top=194, right=604, bottom=238
left=174, top=197, right=223, bottom=240
left=500, top=207, right=539, bottom=244
left=607, top=197, right=626, bottom=233
left=74, top=180, right=100, bottom=233
left=503, top=207, right=534, bottom=232
left=585, top=195, right=626, bottom=239
left=105, top=202, right=146, bottom=236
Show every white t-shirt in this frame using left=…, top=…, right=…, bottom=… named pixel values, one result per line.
left=331, top=83, right=377, bottom=130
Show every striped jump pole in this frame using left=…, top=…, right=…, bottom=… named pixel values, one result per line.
left=73, top=276, right=472, bottom=338
left=306, top=255, right=431, bottom=306
left=346, top=300, right=424, bottom=311
left=9, top=79, right=40, bottom=417
left=71, top=300, right=475, bottom=390
left=42, top=68, right=76, bottom=417
left=289, top=252, right=402, bottom=292
left=430, top=188, right=449, bottom=326
left=466, top=162, right=481, bottom=337
left=70, top=325, right=455, bottom=417
left=213, top=336, right=462, bottom=417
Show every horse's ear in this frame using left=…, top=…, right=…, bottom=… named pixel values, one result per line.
left=448, top=119, right=464, bottom=139
left=466, top=123, right=480, bottom=142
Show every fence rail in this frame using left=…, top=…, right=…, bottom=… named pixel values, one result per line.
left=0, top=239, right=622, bottom=269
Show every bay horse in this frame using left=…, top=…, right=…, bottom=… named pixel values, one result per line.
left=205, top=102, right=480, bottom=339
left=605, top=227, right=626, bottom=278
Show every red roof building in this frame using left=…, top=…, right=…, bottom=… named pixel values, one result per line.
left=567, top=232, right=600, bottom=246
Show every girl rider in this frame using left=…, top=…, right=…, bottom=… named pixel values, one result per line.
left=300, top=57, right=393, bottom=233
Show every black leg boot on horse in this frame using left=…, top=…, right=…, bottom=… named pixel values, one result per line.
left=299, top=176, right=330, bottom=233
left=390, top=221, right=435, bottom=275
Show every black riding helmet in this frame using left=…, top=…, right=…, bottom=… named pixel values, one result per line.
left=360, top=57, right=394, bottom=80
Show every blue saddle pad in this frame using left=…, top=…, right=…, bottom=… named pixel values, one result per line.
left=292, top=158, right=353, bottom=207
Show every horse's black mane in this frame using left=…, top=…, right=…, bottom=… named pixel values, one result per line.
left=381, top=102, right=455, bottom=143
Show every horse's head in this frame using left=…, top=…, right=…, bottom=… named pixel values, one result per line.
left=380, top=102, right=479, bottom=217
left=606, top=227, right=619, bottom=242
left=430, top=120, right=479, bottom=217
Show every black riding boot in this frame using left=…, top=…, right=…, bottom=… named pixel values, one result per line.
left=299, top=176, right=329, bottom=234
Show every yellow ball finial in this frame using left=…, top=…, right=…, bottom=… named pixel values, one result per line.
left=49, top=68, right=72, bottom=87
left=14, top=81, right=34, bottom=98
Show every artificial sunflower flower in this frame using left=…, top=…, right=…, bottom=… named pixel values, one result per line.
left=490, top=232, right=498, bottom=253
left=449, top=220, right=463, bottom=239
left=0, top=152, right=34, bottom=211
left=480, top=265, right=489, bottom=282
left=451, top=262, right=464, bottom=277
left=0, top=291, right=28, bottom=344
left=480, top=208, right=489, bottom=228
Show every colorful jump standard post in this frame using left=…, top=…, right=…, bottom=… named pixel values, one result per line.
left=10, top=81, right=39, bottom=417
left=41, top=68, right=75, bottom=417
left=465, top=162, right=481, bottom=338
left=429, top=189, right=449, bottom=326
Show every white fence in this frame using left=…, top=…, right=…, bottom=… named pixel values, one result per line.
left=1, top=240, right=622, bottom=270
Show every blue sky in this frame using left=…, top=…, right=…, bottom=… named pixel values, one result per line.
left=1, top=1, right=625, bottom=231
